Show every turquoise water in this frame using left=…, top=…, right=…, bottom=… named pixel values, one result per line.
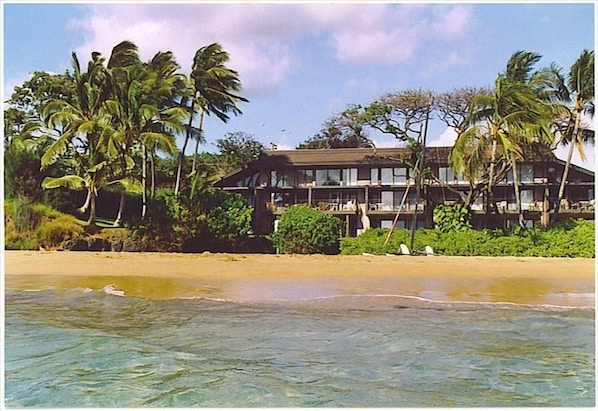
left=4, top=287, right=595, bottom=407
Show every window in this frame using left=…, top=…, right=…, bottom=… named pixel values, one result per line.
left=380, top=220, right=393, bottom=229
left=370, top=168, right=380, bottom=185
left=380, top=220, right=406, bottom=229
left=438, top=167, right=454, bottom=183
left=378, top=167, right=408, bottom=185
left=520, top=164, right=534, bottom=183
left=521, top=189, right=533, bottom=207
left=506, top=164, right=534, bottom=183
left=381, top=191, right=394, bottom=210
left=393, top=168, right=408, bottom=184
left=240, top=173, right=260, bottom=187
left=343, top=168, right=358, bottom=186
left=381, top=168, right=393, bottom=185
left=316, top=169, right=341, bottom=186
left=271, top=170, right=293, bottom=187
left=297, top=169, right=314, bottom=186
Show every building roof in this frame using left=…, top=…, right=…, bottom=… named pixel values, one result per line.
left=215, top=145, right=593, bottom=187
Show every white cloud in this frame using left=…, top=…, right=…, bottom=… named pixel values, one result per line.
left=67, top=3, right=476, bottom=96
left=3, top=74, right=29, bottom=102
left=428, top=127, right=458, bottom=147
left=431, top=5, right=473, bottom=39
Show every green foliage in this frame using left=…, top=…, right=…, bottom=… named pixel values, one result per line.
left=132, top=189, right=253, bottom=252
left=215, top=132, right=265, bottom=173
left=4, top=198, right=84, bottom=249
left=433, top=203, right=473, bottom=232
left=37, top=218, right=84, bottom=246
left=341, top=228, right=440, bottom=255
left=203, top=189, right=254, bottom=242
left=270, top=205, right=344, bottom=254
left=341, top=219, right=595, bottom=258
left=3, top=145, right=45, bottom=201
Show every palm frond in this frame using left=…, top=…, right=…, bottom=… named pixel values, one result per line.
left=42, top=175, right=87, bottom=190
left=40, top=130, right=75, bottom=168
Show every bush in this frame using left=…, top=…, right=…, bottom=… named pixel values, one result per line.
left=433, top=203, right=472, bottom=232
left=340, top=219, right=595, bottom=258
left=4, top=197, right=84, bottom=249
left=271, top=205, right=344, bottom=254
left=37, top=217, right=84, bottom=247
left=131, top=189, right=254, bottom=252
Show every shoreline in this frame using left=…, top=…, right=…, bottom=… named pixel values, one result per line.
left=4, top=251, right=596, bottom=307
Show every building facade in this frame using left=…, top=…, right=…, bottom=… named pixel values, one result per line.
left=215, top=147, right=595, bottom=237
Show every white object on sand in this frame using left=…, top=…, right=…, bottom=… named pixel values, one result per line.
left=399, top=244, right=410, bottom=255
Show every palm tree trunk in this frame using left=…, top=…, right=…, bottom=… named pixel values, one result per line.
left=486, top=139, right=498, bottom=213
left=114, top=189, right=125, bottom=227
left=511, top=154, right=524, bottom=228
left=87, top=187, right=97, bottom=227
left=142, top=145, right=148, bottom=219
left=150, top=147, right=156, bottom=199
left=191, top=110, right=205, bottom=175
left=78, top=190, right=91, bottom=214
left=174, top=100, right=195, bottom=196
left=556, top=112, right=581, bottom=213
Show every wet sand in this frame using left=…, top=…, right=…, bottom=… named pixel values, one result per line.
left=4, top=251, right=595, bottom=307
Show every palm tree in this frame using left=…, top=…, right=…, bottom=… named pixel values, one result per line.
left=451, top=51, right=553, bottom=228
left=553, top=50, right=595, bottom=213
left=174, top=43, right=248, bottom=195
left=40, top=50, right=112, bottom=226
left=503, top=51, right=554, bottom=227
left=103, top=46, right=186, bottom=222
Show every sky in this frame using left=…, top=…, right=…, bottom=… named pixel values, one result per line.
left=2, top=1, right=596, bottom=170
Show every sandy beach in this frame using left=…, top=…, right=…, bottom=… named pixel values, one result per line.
left=4, top=251, right=595, bottom=307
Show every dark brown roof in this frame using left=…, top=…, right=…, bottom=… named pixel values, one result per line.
left=216, top=145, right=591, bottom=186
left=257, top=147, right=452, bottom=167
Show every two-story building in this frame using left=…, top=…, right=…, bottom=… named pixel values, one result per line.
left=215, top=147, right=595, bottom=237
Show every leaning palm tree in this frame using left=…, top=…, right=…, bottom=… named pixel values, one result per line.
left=503, top=51, right=555, bottom=227
left=451, top=55, right=553, bottom=228
left=174, top=43, right=248, bottom=195
left=552, top=50, right=595, bottom=213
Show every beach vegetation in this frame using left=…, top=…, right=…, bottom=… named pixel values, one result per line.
left=551, top=50, right=595, bottom=214
left=174, top=43, right=249, bottom=196
left=270, top=205, right=344, bottom=254
left=341, top=219, right=594, bottom=258
left=4, top=197, right=84, bottom=250
left=432, top=203, right=473, bottom=233
left=450, top=51, right=555, bottom=229
left=132, top=189, right=253, bottom=252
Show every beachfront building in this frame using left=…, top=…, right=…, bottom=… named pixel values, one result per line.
left=215, top=147, right=595, bottom=236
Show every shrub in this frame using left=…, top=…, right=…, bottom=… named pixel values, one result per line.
left=433, top=203, right=472, bottom=232
left=4, top=197, right=84, bottom=249
left=271, top=205, right=344, bottom=254
left=340, top=219, right=595, bottom=258
left=37, top=217, right=84, bottom=247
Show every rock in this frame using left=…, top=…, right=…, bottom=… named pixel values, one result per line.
left=64, top=238, right=89, bottom=251
left=111, top=240, right=123, bottom=252
left=122, top=240, right=142, bottom=252
left=88, top=238, right=111, bottom=251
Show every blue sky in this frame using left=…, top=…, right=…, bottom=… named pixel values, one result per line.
left=3, top=2, right=595, bottom=169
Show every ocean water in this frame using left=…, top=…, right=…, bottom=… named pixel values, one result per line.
left=4, top=287, right=595, bottom=408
